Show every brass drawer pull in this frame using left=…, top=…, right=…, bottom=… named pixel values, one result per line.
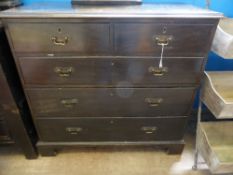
left=66, top=127, right=82, bottom=135
left=51, top=36, right=69, bottom=46
left=145, top=98, right=163, bottom=107
left=60, top=98, right=78, bottom=108
left=148, top=66, right=168, bottom=76
left=141, top=126, right=157, bottom=134
left=54, top=67, right=74, bottom=77
left=152, top=35, right=173, bottom=70
left=153, top=35, right=173, bottom=46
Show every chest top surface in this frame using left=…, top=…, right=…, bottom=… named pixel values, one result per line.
left=0, top=2, right=223, bottom=19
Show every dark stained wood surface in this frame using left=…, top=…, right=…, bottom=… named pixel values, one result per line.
left=35, top=116, right=188, bottom=142
left=0, top=65, right=37, bottom=158
left=114, top=23, right=215, bottom=57
left=6, top=21, right=217, bottom=57
left=7, top=22, right=111, bottom=55
left=26, top=87, right=195, bottom=117
left=0, top=3, right=223, bottom=19
left=19, top=57, right=204, bottom=87
left=0, top=26, right=37, bottom=158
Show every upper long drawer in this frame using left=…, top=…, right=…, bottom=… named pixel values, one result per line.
left=114, top=23, right=215, bottom=57
left=7, top=23, right=111, bottom=55
left=18, top=57, right=203, bottom=87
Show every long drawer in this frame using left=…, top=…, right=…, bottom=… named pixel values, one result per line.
left=26, top=87, right=195, bottom=117
left=114, top=23, right=215, bottom=57
left=7, top=23, right=111, bottom=55
left=19, top=57, right=203, bottom=87
left=35, top=117, right=188, bottom=142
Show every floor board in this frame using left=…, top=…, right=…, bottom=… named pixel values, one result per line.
left=0, top=133, right=211, bottom=175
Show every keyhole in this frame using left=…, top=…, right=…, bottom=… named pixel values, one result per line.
left=58, top=28, right=62, bottom=33
left=162, top=27, right=167, bottom=34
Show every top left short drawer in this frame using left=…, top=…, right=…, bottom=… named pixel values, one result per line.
left=7, top=23, right=111, bottom=55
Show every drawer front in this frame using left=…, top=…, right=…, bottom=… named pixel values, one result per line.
left=114, top=23, right=214, bottom=57
left=8, top=23, right=110, bottom=55
left=19, top=57, right=203, bottom=87
left=26, top=87, right=195, bottom=117
left=35, top=117, right=188, bottom=142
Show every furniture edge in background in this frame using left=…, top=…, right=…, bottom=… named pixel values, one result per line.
left=0, top=20, right=38, bottom=159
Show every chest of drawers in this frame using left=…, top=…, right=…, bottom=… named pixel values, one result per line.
left=0, top=3, right=222, bottom=156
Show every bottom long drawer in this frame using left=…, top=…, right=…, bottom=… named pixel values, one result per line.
left=36, top=117, right=188, bottom=142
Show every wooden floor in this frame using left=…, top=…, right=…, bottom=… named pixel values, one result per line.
left=0, top=133, right=212, bottom=175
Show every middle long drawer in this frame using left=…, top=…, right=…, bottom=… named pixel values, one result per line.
left=18, top=57, right=204, bottom=87
left=26, top=87, right=195, bottom=118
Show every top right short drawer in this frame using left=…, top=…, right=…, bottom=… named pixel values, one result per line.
left=114, top=23, right=216, bottom=57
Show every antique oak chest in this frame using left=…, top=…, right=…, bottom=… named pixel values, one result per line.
left=0, top=3, right=222, bottom=156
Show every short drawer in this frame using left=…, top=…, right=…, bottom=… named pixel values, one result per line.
left=26, top=87, right=195, bottom=117
left=114, top=23, right=215, bottom=57
left=35, top=117, right=188, bottom=142
left=7, top=23, right=110, bottom=55
left=19, top=57, right=203, bottom=87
